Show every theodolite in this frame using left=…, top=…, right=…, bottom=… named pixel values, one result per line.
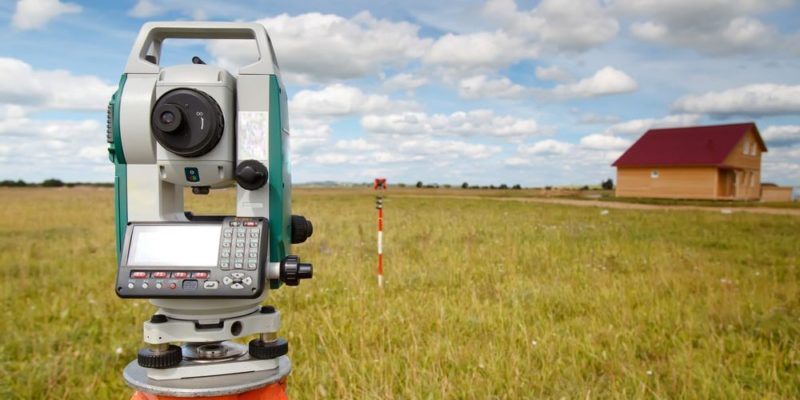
left=106, top=21, right=313, bottom=397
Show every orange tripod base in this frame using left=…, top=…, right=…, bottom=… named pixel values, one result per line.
left=131, top=379, right=288, bottom=400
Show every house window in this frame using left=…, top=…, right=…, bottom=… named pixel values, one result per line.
left=742, top=140, right=749, bottom=155
left=651, top=169, right=659, bottom=179
left=750, top=172, right=756, bottom=187
left=750, top=145, right=757, bottom=156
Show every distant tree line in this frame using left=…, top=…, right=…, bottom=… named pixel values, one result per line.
left=0, top=179, right=113, bottom=188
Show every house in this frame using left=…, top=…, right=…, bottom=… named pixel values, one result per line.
left=612, top=123, right=767, bottom=200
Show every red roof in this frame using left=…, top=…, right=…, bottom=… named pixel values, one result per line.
left=612, top=122, right=767, bottom=167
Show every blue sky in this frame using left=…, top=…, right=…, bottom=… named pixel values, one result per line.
left=1, top=0, right=799, bottom=186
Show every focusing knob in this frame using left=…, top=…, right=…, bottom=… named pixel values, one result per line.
left=137, top=344, right=182, bottom=369
left=279, top=255, right=313, bottom=286
left=290, top=215, right=313, bottom=244
left=235, top=160, right=268, bottom=190
left=248, top=338, right=289, bottom=359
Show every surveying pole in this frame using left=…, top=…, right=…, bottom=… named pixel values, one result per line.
left=373, top=178, right=387, bottom=288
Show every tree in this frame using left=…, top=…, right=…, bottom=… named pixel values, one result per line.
left=512, top=184, right=522, bottom=190
left=499, top=184, right=508, bottom=189
left=42, top=178, right=64, bottom=187
left=461, top=182, right=469, bottom=189
left=416, top=181, right=423, bottom=188
left=601, top=178, right=614, bottom=190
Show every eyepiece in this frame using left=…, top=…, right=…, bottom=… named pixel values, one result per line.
left=160, top=111, right=175, bottom=125
left=150, top=88, right=224, bottom=157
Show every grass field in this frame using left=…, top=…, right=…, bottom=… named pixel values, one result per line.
left=1, top=187, right=799, bottom=399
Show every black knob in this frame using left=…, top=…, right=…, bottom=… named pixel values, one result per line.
left=137, top=344, right=182, bottom=369
left=279, top=255, right=313, bottom=286
left=290, top=215, right=313, bottom=244
left=235, top=160, right=268, bottom=190
left=248, top=337, right=288, bottom=359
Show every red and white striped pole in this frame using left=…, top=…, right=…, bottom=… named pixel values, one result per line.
left=374, top=178, right=387, bottom=288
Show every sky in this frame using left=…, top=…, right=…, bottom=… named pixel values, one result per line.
left=0, top=0, right=799, bottom=186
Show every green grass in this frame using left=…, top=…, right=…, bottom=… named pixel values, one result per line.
left=1, top=187, right=798, bottom=399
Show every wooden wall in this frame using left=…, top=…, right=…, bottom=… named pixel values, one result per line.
left=722, top=127, right=763, bottom=200
left=616, top=167, right=718, bottom=199
left=762, top=186, right=793, bottom=202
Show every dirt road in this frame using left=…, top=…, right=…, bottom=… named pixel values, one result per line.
left=399, top=193, right=800, bottom=217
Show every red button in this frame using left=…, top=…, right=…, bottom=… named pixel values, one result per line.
left=152, top=272, right=168, bottom=279
left=169, top=283, right=177, bottom=289
left=173, top=272, right=188, bottom=279
left=193, top=272, right=209, bottom=279
left=131, top=271, right=147, bottom=279
left=244, top=221, right=257, bottom=227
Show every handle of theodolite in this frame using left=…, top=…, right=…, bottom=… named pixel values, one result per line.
left=124, top=21, right=278, bottom=75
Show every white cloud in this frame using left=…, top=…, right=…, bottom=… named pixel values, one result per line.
left=762, top=125, right=800, bottom=147
left=12, top=0, right=81, bottom=30
left=579, top=134, right=631, bottom=150
left=287, top=84, right=416, bottom=155
left=0, top=57, right=116, bottom=111
left=290, top=84, right=412, bottom=118
left=671, top=84, right=800, bottom=117
left=208, top=11, right=432, bottom=83
left=423, top=30, right=534, bottom=73
left=602, top=114, right=702, bottom=136
left=483, top=0, right=619, bottom=52
left=458, top=75, right=527, bottom=99
left=361, top=109, right=542, bottom=138
left=128, top=0, right=161, bottom=18
left=550, top=66, right=638, bottom=99
left=381, top=73, right=428, bottom=93
left=457, top=66, right=637, bottom=100
left=616, top=0, right=790, bottom=54
left=518, top=139, right=574, bottom=155
left=535, top=65, right=573, bottom=83
left=315, top=136, right=501, bottom=166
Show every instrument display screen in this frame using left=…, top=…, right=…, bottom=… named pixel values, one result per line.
left=127, top=224, right=221, bottom=267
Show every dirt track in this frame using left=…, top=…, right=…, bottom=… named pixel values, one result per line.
left=399, top=194, right=800, bottom=217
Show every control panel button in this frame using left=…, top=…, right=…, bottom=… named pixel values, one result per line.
left=127, top=282, right=135, bottom=289
left=249, top=242, right=258, bottom=248
left=236, top=242, right=244, bottom=248
left=244, top=221, right=257, bottom=227
left=220, top=261, right=230, bottom=270
left=222, top=250, right=230, bottom=257
left=193, top=272, right=208, bottom=279
left=231, top=272, right=245, bottom=279
left=142, top=282, right=149, bottom=289
left=131, top=271, right=147, bottom=279
left=173, top=272, right=188, bottom=279
left=152, top=271, right=168, bottom=279
left=230, top=221, right=241, bottom=227
left=234, top=262, right=243, bottom=270
left=182, top=280, right=198, bottom=290
left=235, top=251, right=244, bottom=258
left=169, top=282, right=177, bottom=289
left=247, top=262, right=257, bottom=270
left=243, top=276, right=253, bottom=286
left=237, top=231, right=245, bottom=238
left=223, top=241, right=231, bottom=248
left=249, top=231, right=259, bottom=238
left=203, top=281, right=219, bottom=289
left=231, top=283, right=244, bottom=290
left=223, top=276, right=233, bottom=285
left=156, top=282, right=163, bottom=289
